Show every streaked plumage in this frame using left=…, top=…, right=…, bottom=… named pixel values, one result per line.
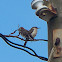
left=18, top=27, right=38, bottom=46
left=18, top=27, right=34, bottom=46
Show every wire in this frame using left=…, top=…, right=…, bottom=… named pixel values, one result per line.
left=0, top=33, right=48, bottom=61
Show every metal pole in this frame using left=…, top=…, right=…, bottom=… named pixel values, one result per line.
left=31, top=0, right=62, bottom=62
left=48, top=0, right=62, bottom=62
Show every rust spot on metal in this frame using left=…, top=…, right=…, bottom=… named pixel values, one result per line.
left=53, top=29, right=62, bottom=58
left=55, top=38, right=60, bottom=46
left=56, top=47, right=62, bottom=54
left=53, top=46, right=62, bottom=58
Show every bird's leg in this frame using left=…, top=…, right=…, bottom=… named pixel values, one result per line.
left=24, top=40, right=28, bottom=46
left=24, top=35, right=29, bottom=46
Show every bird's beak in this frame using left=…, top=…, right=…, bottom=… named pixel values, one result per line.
left=37, top=28, right=39, bottom=29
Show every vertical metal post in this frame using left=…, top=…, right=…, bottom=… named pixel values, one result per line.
left=48, top=0, right=62, bottom=62
left=31, top=0, right=62, bottom=62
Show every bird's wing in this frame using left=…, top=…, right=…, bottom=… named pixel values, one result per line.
left=29, top=34, right=34, bottom=40
left=29, top=28, right=34, bottom=33
left=19, top=29, right=29, bottom=37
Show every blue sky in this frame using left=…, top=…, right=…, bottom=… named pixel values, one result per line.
left=0, top=0, right=48, bottom=62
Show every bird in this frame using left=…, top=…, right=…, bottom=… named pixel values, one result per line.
left=18, top=27, right=34, bottom=46
left=18, top=27, right=39, bottom=46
